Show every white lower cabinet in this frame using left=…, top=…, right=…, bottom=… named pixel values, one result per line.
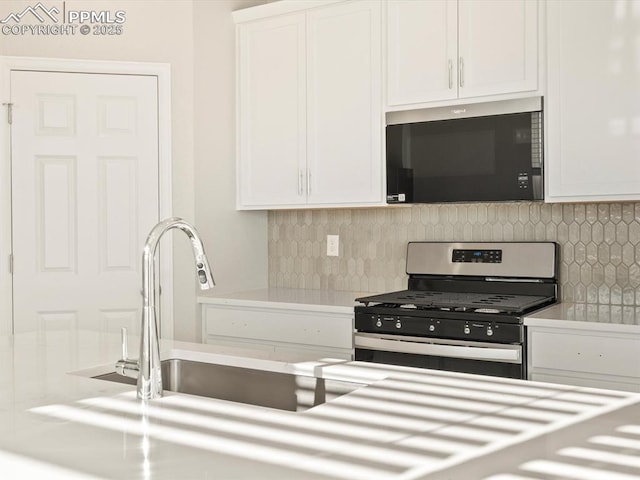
left=202, top=304, right=353, bottom=362
left=528, top=326, right=640, bottom=392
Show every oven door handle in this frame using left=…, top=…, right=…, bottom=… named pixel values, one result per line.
left=354, top=334, right=521, bottom=363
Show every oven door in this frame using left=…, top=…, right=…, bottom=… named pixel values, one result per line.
left=354, top=332, right=525, bottom=379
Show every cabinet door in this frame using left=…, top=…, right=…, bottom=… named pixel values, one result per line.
left=306, top=1, right=383, bottom=205
left=458, top=0, right=537, bottom=98
left=386, top=0, right=457, bottom=107
left=528, top=326, right=640, bottom=392
left=545, top=0, right=640, bottom=202
left=237, top=14, right=307, bottom=208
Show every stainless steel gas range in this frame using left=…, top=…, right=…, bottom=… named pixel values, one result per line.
left=354, top=242, right=559, bottom=379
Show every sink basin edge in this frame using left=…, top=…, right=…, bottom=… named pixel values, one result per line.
left=85, top=358, right=367, bottom=413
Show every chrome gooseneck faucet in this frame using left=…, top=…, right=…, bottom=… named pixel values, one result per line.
left=116, top=217, right=215, bottom=400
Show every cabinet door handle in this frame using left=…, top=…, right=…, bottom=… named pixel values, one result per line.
left=298, top=170, right=304, bottom=196
left=459, top=57, right=464, bottom=88
left=307, top=169, right=312, bottom=195
left=448, top=59, right=453, bottom=89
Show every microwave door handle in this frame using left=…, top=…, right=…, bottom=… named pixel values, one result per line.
left=355, top=334, right=521, bottom=363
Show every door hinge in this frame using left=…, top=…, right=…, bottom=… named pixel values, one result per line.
left=8, top=254, right=13, bottom=274
left=2, top=103, right=12, bottom=125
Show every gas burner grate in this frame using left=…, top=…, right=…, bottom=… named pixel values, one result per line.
left=356, top=290, right=554, bottom=314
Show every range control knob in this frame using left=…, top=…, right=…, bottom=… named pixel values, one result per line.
left=487, top=328, right=494, bottom=336
left=395, top=321, right=402, bottom=329
left=464, top=326, right=470, bottom=334
left=376, top=320, right=382, bottom=328
left=428, top=324, right=435, bottom=332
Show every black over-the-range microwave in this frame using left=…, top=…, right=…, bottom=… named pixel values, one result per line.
left=386, top=97, right=543, bottom=204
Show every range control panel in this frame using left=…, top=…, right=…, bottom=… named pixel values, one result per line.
left=354, top=312, right=523, bottom=343
left=452, top=249, right=502, bottom=263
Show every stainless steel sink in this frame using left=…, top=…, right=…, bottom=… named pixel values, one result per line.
left=94, top=358, right=364, bottom=412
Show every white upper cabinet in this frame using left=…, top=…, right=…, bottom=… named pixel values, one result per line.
left=386, top=0, right=458, bottom=106
left=235, top=1, right=383, bottom=210
left=306, top=2, right=382, bottom=205
left=545, top=0, right=640, bottom=202
left=458, top=0, right=538, bottom=98
left=237, top=13, right=306, bottom=207
left=386, top=0, right=539, bottom=109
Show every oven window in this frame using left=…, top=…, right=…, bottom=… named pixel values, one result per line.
left=355, top=348, right=524, bottom=379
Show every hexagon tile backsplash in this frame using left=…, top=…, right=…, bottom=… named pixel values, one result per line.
left=268, top=202, right=640, bottom=305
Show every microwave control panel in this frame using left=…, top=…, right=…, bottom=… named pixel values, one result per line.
left=518, top=172, right=530, bottom=189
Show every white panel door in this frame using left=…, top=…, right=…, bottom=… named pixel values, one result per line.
left=236, top=13, right=307, bottom=208
left=306, top=0, right=382, bottom=205
left=458, top=0, right=538, bottom=98
left=11, top=71, right=159, bottom=335
left=386, top=0, right=457, bottom=107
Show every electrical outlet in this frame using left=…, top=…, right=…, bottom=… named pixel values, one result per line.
left=327, top=235, right=339, bottom=256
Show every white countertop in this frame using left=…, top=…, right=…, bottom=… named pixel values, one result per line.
left=525, top=302, right=640, bottom=333
left=3, top=329, right=640, bottom=479
left=197, top=287, right=374, bottom=314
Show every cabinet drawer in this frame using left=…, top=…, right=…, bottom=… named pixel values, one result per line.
left=203, top=305, right=353, bottom=350
left=530, top=372, right=640, bottom=393
left=530, top=329, right=640, bottom=378
left=204, top=335, right=276, bottom=354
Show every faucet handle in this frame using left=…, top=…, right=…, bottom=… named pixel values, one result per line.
left=121, top=327, right=129, bottom=360
left=115, top=327, right=139, bottom=379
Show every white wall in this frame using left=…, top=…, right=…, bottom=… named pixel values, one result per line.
left=190, top=0, right=269, bottom=340
left=0, top=0, right=269, bottom=341
left=186, top=0, right=270, bottom=341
